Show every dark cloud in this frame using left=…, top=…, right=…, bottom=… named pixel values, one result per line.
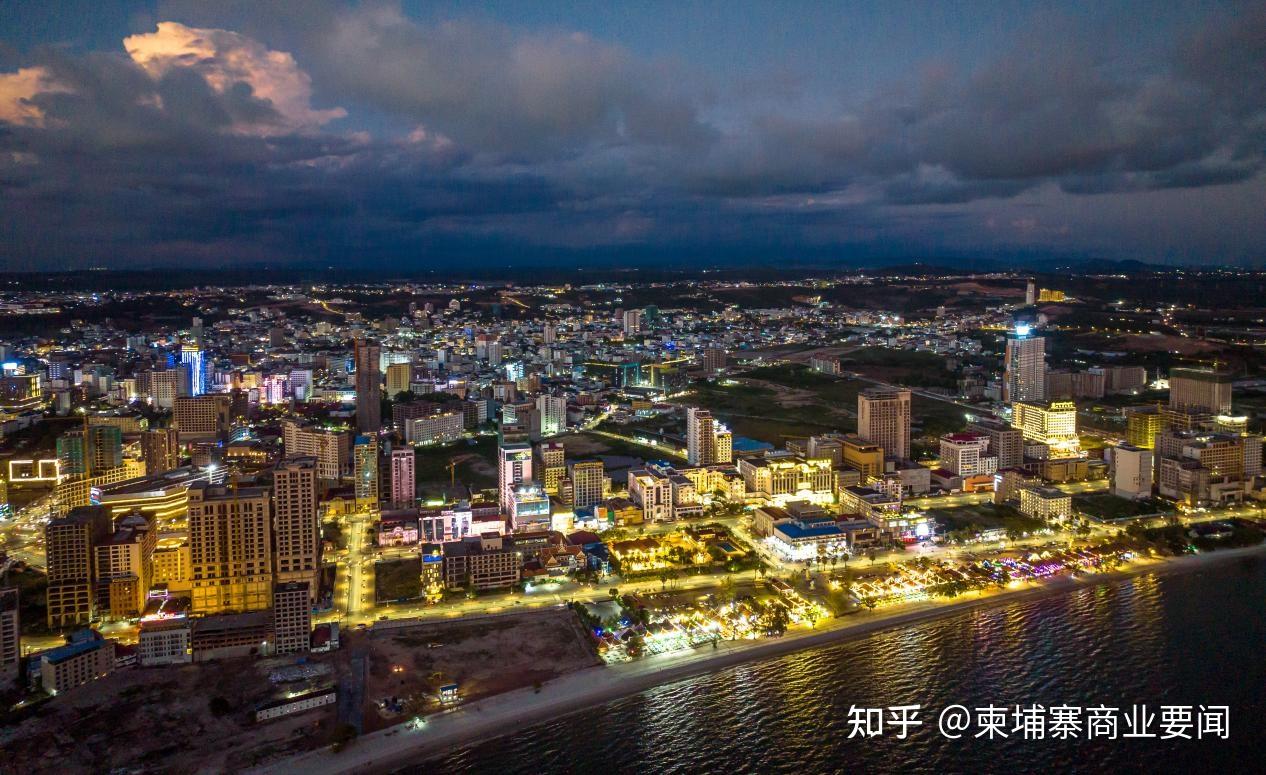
left=0, top=4, right=1264, bottom=269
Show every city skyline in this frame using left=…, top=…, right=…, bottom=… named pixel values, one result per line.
left=2, top=3, right=1265, bottom=771
left=2, top=2, right=1266, bottom=270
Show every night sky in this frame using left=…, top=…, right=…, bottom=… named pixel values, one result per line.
left=1, top=1, right=1264, bottom=271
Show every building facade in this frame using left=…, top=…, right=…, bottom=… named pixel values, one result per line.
left=857, top=387, right=912, bottom=461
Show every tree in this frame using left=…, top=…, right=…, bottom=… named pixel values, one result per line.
left=608, top=587, right=620, bottom=599
left=754, top=560, right=769, bottom=582
left=717, top=575, right=737, bottom=606
left=331, top=723, right=359, bottom=752
left=209, top=696, right=232, bottom=716
left=766, top=605, right=790, bottom=636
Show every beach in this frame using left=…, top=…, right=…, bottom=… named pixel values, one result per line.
left=250, top=543, right=1266, bottom=775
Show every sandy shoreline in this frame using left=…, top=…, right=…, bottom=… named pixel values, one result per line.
left=252, top=543, right=1266, bottom=775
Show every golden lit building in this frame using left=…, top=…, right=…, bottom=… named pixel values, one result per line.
left=1012, top=401, right=1080, bottom=458
left=152, top=537, right=192, bottom=594
left=0, top=374, right=43, bottom=412
left=93, top=512, right=155, bottom=620
left=737, top=455, right=835, bottom=504
left=385, top=362, right=412, bottom=397
left=858, top=387, right=911, bottom=460
left=272, top=457, right=320, bottom=596
left=840, top=434, right=884, bottom=481
left=172, top=395, right=231, bottom=442
left=536, top=442, right=566, bottom=495
left=188, top=482, right=273, bottom=614
left=1125, top=406, right=1164, bottom=449
left=282, top=420, right=351, bottom=481
left=1019, top=485, right=1072, bottom=520
left=568, top=460, right=605, bottom=509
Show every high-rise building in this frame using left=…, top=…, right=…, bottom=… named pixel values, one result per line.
left=389, top=447, right=415, bottom=508
left=1124, top=406, right=1164, bottom=449
left=45, top=505, right=113, bottom=628
left=716, top=427, right=733, bottom=464
left=1025, top=279, right=1036, bottom=306
left=686, top=408, right=732, bottom=465
left=0, top=587, right=19, bottom=683
left=701, top=348, right=727, bottom=374
left=181, top=343, right=205, bottom=396
left=967, top=419, right=1025, bottom=469
left=1003, top=326, right=1046, bottom=404
left=1168, top=368, right=1232, bottom=414
left=173, top=395, right=230, bottom=441
left=536, top=395, right=567, bottom=437
left=498, top=442, right=533, bottom=513
left=568, top=459, right=605, bottom=509
left=354, top=338, right=382, bottom=434
left=273, top=457, right=320, bottom=594
left=282, top=420, right=351, bottom=481
left=537, top=442, right=566, bottom=495
left=152, top=538, right=191, bottom=594
left=385, top=362, right=412, bottom=398
left=353, top=436, right=380, bottom=511
left=858, top=387, right=912, bottom=460
left=58, top=428, right=122, bottom=477
left=93, top=512, right=155, bottom=620
left=1112, top=445, right=1154, bottom=499
left=939, top=433, right=996, bottom=477
left=149, top=369, right=181, bottom=409
left=272, top=581, right=311, bottom=656
left=1156, top=430, right=1261, bottom=505
left=622, top=309, right=642, bottom=336
left=188, top=482, right=273, bottom=614
left=141, top=428, right=181, bottom=475
left=89, top=425, right=123, bottom=472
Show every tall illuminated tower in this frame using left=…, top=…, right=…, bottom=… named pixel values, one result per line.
left=181, top=343, right=205, bottom=397
left=1003, top=324, right=1046, bottom=404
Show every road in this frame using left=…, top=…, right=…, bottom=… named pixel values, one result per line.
left=586, top=428, right=688, bottom=460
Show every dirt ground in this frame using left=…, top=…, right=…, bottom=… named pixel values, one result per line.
left=1116, top=333, right=1224, bottom=355
left=739, top=377, right=851, bottom=415
left=0, top=652, right=348, bottom=773
left=1, top=610, right=600, bottom=772
left=360, top=608, right=599, bottom=731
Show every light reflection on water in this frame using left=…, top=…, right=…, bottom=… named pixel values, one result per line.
left=417, top=559, right=1264, bottom=774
